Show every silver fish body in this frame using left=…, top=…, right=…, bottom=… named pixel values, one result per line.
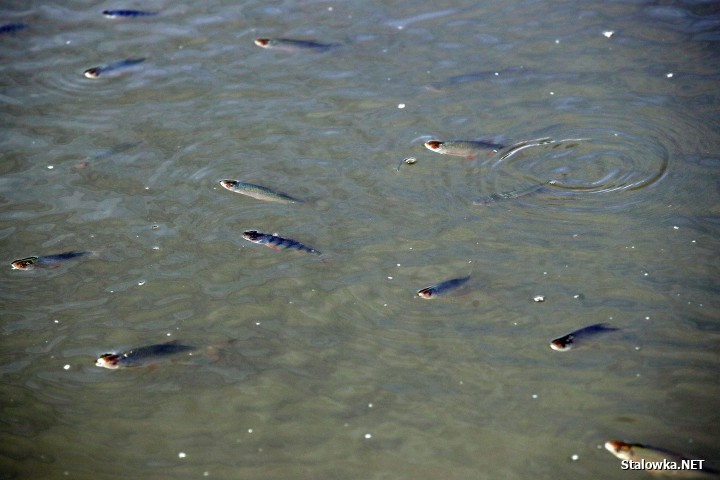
left=243, top=230, right=320, bottom=255
left=102, top=10, right=157, bottom=18
left=473, top=180, right=557, bottom=206
left=96, top=341, right=195, bottom=369
left=11, top=251, right=93, bottom=270
left=605, top=441, right=719, bottom=477
left=550, top=323, right=619, bottom=351
left=84, top=58, right=146, bottom=79
left=424, top=140, right=504, bottom=160
left=254, top=38, right=336, bottom=52
left=417, top=275, right=471, bottom=299
left=219, top=180, right=301, bottom=204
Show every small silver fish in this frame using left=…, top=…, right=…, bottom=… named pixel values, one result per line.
left=84, top=58, right=145, bottom=79
left=473, top=180, right=558, bottom=206
left=11, top=251, right=95, bottom=270
left=424, top=140, right=504, bottom=160
left=417, top=275, right=471, bottom=299
left=243, top=230, right=321, bottom=256
left=605, top=441, right=719, bottom=477
left=550, top=323, right=619, bottom=351
left=102, top=10, right=157, bottom=18
left=219, top=180, right=302, bottom=204
left=96, top=341, right=195, bottom=369
left=0, top=23, right=27, bottom=35
left=254, top=38, right=336, bottom=52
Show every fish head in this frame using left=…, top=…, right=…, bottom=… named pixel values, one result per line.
left=84, top=67, right=101, bottom=79
left=550, top=334, right=573, bottom=351
left=424, top=140, right=444, bottom=153
left=254, top=38, right=271, bottom=48
left=219, top=180, right=238, bottom=190
left=96, top=353, right=122, bottom=369
left=11, top=257, right=38, bottom=270
left=417, top=287, right=434, bottom=299
left=605, top=441, right=637, bottom=461
left=243, top=230, right=262, bottom=241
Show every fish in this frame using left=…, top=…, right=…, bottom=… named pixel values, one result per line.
left=0, top=23, right=27, bottom=35
left=254, top=38, right=336, bottom=52
left=550, top=323, right=619, bottom=351
left=11, top=251, right=95, bottom=270
left=473, top=180, right=558, bottom=206
left=84, top=58, right=146, bottom=79
left=102, top=10, right=157, bottom=18
left=95, top=341, right=196, bottom=369
left=417, top=275, right=471, bottom=299
left=424, top=140, right=504, bottom=160
left=219, top=180, right=302, bottom=204
left=242, top=230, right=321, bottom=256
left=605, top=441, right=719, bottom=477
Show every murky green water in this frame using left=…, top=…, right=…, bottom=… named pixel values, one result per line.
left=1, top=0, right=719, bottom=478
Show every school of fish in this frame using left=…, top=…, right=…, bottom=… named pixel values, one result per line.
left=6, top=8, right=713, bottom=478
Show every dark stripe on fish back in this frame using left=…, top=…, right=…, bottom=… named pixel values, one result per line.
left=102, top=10, right=157, bottom=18
left=243, top=230, right=320, bottom=255
left=0, top=23, right=27, bottom=35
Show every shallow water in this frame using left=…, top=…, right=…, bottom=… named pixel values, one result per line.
left=1, top=0, right=719, bottom=478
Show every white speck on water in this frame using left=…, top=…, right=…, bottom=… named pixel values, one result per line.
left=555, top=39, right=560, bottom=44
left=666, top=72, right=674, bottom=78
left=248, top=428, right=253, bottom=433
left=387, top=276, right=393, bottom=280
left=571, top=454, right=580, bottom=461
left=494, top=72, right=499, bottom=76
left=48, top=165, right=54, bottom=169
left=396, top=263, right=401, bottom=267
left=635, top=346, right=641, bottom=351
left=673, top=226, right=679, bottom=230
left=166, top=332, right=172, bottom=337
left=543, top=271, right=548, bottom=275
left=459, top=380, right=463, bottom=385
left=692, top=240, right=696, bottom=243
left=54, top=319, right=59, bottom=324
left=328, top=6, right=333, bottom=11
left=364, top=433, right=372, bottom=439
left=549, top=91, right=555, bottom=95
left=398, top=103, right=405, bottom=109
left=383, top=303, right=387, bottom=307
left=63, top=364, right=70, bottom=370
left=203, top=472, right=209, bottom=477
left=531, top=394, right=538, bottom=399
left=255, top=322, right=261, bottom=326
left=178, top=452, right=186, bottom=458
left=138, top=280, right=146, bottom=286
left=602, top=30, right=614, bottom=38
left=645, top=316, right=650, bottom=320
left=533, top=295, right=545, bottom=302
left=643, top=272, right=649, bottom=277
left=144, top=186, right=149, bottom=190
left=152, top=246, right=160, bottom=250
left=368, top=403, right=373, bottom=408
left=397, top=25, right=403, bottom=30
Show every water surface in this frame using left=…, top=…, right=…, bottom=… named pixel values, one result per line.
left=1, top=0, right=720, bottom=478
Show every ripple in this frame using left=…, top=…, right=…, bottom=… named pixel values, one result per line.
left=479, top=126, right=670, bottom=209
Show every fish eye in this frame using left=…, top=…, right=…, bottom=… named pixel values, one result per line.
left=425, top=141, right=441, bottom=150
left=255, top=39, right=269, bottom=47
